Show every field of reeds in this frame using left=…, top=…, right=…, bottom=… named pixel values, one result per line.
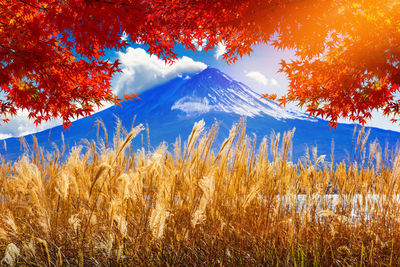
left=1, top=119, right=400, bottom=266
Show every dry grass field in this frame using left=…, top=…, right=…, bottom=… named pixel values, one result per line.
left=0, top=119, right=400, bottom=266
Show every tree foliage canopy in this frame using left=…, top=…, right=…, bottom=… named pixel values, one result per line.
left=1, top=0, right=399, bottom=128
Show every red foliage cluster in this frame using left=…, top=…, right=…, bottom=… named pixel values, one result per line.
left=1, top=0, right=399, bottom=128
left=268, top=0, right=400, bottom=128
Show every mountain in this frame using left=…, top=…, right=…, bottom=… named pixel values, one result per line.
left=1, top=67, right=400, bottom=163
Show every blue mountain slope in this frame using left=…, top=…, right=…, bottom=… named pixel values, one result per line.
left=1, top=67, right=400, bottom=163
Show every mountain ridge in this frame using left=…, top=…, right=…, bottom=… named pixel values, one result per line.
left=1, top=67, right=399, bottom=163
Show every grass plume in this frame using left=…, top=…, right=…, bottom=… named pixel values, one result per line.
left=0, top=120, right=399, bottom=265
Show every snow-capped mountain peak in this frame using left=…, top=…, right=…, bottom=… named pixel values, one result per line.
left=169, top=67, right=312, bottom=120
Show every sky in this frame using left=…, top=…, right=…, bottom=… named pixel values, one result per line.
left=1, top=41, right=399, bottom=139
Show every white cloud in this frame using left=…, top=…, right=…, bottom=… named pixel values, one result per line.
left=0, top=110, right=62, bottom=140
left=214, top=42, right=227, bottom=60
left=120, top=31, right=128, bottom=42
left=270, top=78, right=279, bottom=87
left=0, top=133, right=12, bottom=140
left=245, top=71, right=268, bottom=86
left=114, top=47, right=207, bottom=96
left=191, top=38, right=208, bottom=52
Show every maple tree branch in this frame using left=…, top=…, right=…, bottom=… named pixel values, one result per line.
left=18, top=0, right=41, bottom=10
left=82, top=0, right=145, bottom=10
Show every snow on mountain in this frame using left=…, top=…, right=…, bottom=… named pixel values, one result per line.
left=1, top=67, right=400, bottom=163
left=170, top=68, right=312, bottom=120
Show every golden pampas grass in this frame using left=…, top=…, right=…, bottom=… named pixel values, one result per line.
left=0, top=120, right=398, bottom=265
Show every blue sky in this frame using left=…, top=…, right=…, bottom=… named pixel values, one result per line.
left=0, top=42, right=399, bottom=139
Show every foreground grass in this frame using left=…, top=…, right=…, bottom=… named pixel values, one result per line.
left=0, top=120, right=400, bottom=266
